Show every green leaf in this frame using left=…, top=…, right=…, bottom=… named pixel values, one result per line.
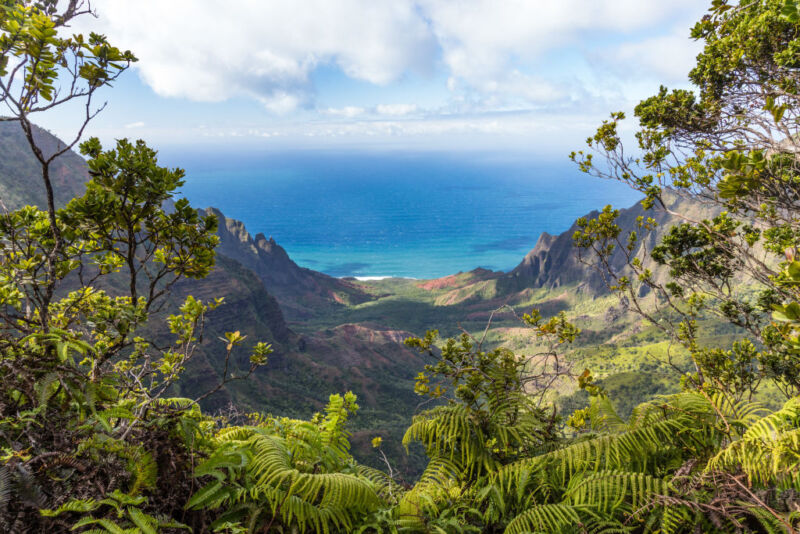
left=783, top=302, right=800, bottom=321
left=127, top=507, right=157, bottom=534
left=185, top=481, right=224, bottom=510
left=782, top=0, right=800, bottom=22
left=788, top=261, right=800, bottom=281
left=71, top=517, right=126, bottom=533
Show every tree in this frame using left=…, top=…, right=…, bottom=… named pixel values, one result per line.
left=557, top=0, right=800, bottom=529
left=1, top=0, right=135, bottom=292
left=0, top=2, right=270, bottom=530
left=571, top=0, right=800, bottom=401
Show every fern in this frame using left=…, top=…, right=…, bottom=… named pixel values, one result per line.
left=247, top=432, right=378, bottom=509
left=496, top=417, right=684, bottom=492
left=403, top=397, right=546, bottom=480
left=35, top=371, right=61, bottom=407
left=564, top=470, right=671, bottom=514
left=0, top=466, right=11, bottom=509
left=660, top=505, right=693, bottom=534
left=186, top=480, right=229, bottom=510
left=40, top=497, right=100, bottom=517
left=707, top=396, right=800, bottom=489
left=350, top=464, right=404, bottom=504
left=404, top=404, right=480, bottom=467
left=504, top=502, right=586, bottom=534
left=127, top=449, right=157, bottom=496
left=191, top=412, right=384, bottom=533
left=126, top=507, right=157, bottom=534
left=395, top=455, right=461, bottom=522
left=587, top=395, right=628, bottom=434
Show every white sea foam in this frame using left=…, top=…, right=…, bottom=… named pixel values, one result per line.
left=351, top=276, right=417, bottom=281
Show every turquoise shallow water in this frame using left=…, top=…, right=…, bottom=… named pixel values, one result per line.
left=163, top=149, right=642, bottom=279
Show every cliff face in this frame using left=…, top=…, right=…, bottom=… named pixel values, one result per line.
left=416, top=192, right=713, bottom=309
left=208, top=207, right=372, bottom=320
left=503, top=192, right=704, bottom=295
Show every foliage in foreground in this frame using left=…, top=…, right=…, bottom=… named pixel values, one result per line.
left=2, top=0, right=800, bottom=532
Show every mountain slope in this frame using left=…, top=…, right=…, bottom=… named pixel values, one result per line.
left=209, top=207, right=372, bottom=320
left=414, top=191, right=715, bottom=309
left=0, top=121, right=90, bottom=210
left=0, top=123, right=428, bottom=473
left=504, top=194, right=678, bottom=293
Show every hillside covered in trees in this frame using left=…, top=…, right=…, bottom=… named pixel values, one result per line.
left=2, top=0, right=800, bottom=532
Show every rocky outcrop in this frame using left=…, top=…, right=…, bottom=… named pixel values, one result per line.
left=503, top=191, right=704, bottom=295
left=207, top=207, right=372, bottom=320
left=418, top=192, right=714, bottom=306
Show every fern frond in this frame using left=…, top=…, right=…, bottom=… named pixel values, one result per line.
left=71, top=516, right=129, bottom=533
left=127, top=450, right=157, bottom=495
left=248, top=433, right=379, bottom=509
left=403, top=404, right=482, bottom=468
left=504, top=503, right=585, bottom=534
left=707, top=396, right=800, bottom=488
left=215, top=425, right=259, bottom=444
left=588, top=395, right=628, bottom=434
left=36, top=371, right=61, bottom=407
left=741, top=397, right=800, bottom=441
left=393, top=456, right=462, bottom=525
left=186, top=481, right=230, bottom=510
left=39, top=497, right=100, bottom=517
left=496, top=418, right=684, bottom=490
left=193, top=443, right=249, bottom=481
left=350, top=464, right=404, bottom=503
left=0, top=466, right=12, bottom=508
left=660, top=504, right=693, bottom=534
left=564, top=470, right=670, bottom=514
left=126, top=507, right=157, bottom=534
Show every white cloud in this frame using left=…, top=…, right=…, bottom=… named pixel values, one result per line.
left=419, top=0, right=704, bottom=82
left=83, top=0, right=436, bottom=110
left=83, top=1, right=707, bottom=113
left=608, top=30, right=704, bottom=82
left=375, top=104, right=418, bottom=116
left=175, top=111, right=598, bottom=146
left=322, top=106, right=366, bottom=118
left=124, top=121, right=145, bottom=129
left=322, top=104, right=419, bottom=118
left=463, top=71, right=568, bottom=109
left=259, top=92, right=305, bottom=114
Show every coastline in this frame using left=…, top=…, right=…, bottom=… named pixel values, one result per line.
left=350, top=276, right=418, bottom=281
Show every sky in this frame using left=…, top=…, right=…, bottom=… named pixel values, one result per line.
left=39, top=1, right=709, bottom=154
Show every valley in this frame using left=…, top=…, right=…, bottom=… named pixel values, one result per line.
left=0, top=121, right=741, bottom=477
left=5, top=3, right=799, bottom=530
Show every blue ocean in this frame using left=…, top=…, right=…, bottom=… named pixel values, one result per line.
left=163, top=150, right=642, bottom=279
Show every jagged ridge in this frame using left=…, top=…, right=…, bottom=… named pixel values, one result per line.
left=208, top=207, right=372, bottom=320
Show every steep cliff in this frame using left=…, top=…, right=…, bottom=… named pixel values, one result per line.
left=412, top=192, right=716, bottom=311
left=505, top=191, right=714, bottom=294
left=208, top=207, right=372, bottom=319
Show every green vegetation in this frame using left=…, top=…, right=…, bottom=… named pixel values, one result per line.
left=2, top=0, right=800, bottom=532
